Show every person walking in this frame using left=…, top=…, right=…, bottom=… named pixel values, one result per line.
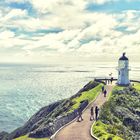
left=90, top=106, right=94, bottom=121
left=104, top=89, right=107, bottom=97
left=102, top=86, right=104, bottom=93
left=110, top=77, right=113, bottom=84
left=95, top=106, right=99, bottom=121
left=77, top=107, right=83, bottom=122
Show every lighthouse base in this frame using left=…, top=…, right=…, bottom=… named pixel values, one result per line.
left=117, top=81, right=130, bottom=87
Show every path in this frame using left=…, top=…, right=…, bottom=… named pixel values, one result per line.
left=53, top=84, right=114, bottom=140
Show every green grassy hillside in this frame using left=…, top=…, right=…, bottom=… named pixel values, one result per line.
left=133, top=82, right=140, bottom=91
left=68, top=83, right=103, bottom=113
left=92, top=83, right=140, bottom=140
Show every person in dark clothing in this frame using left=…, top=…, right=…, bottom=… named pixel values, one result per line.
left=77, top=107, right=83, bottom=122
left=104, top=89, right=107, bottom=97
left=110, top=77, right=113, bottom=84
left=95, top=106, right=99, bottom=121
left=102, top=86, right=104, bottom=93
left=90, top=106, right=94, bottom=121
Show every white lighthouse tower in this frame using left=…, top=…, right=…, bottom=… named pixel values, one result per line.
left=117, top=53, right=130, bottom=86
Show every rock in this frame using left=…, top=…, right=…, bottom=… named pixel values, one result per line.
left=136, top=110, right=140, bottom=116
left=0, top=132, right=8, bottom=140
left=29, top=99, right=88, bottom=138
left=29, top=126, right=54, bottom=138
left=79, top=81, right=99, bottom=93
left=123, top=117, right=135, bottom=126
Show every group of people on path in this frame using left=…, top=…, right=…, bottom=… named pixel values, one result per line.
left=105, top=76, right=114, bottom=85
left=77, top=84, right=109, bottom=122
left=77, top=106, right=100, bottom=122
left=90, top=106, right=99, bottom=121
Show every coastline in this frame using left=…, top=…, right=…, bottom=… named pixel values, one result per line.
left=0, top=80, right=103, bottom=140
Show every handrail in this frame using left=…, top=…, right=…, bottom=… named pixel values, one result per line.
left=94, top=77, right=140, bottom=83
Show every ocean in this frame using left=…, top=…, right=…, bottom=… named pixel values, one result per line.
left=0, top=62, right=140, bottom=132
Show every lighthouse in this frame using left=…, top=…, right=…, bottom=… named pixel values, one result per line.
left=117, top=53, right=130, bottom=86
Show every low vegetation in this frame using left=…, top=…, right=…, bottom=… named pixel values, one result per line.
left=107, top=86, right=125, bottom=101
left=93, top=121, right=123, bottom=140
left=92, top=84, right=140, bottom=140
left=133, top=82, right=140, bottom=91
left=14, top=135, right=49, bottom=140
left=68, top=83, right=103, bottom=113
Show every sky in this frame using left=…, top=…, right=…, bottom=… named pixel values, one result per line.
left=0, top=0, right=140, bottom=63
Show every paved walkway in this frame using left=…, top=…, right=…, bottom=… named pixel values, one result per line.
left=53, top=84, right=114, bottom=140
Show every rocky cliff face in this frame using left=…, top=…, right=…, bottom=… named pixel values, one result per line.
left=1, top=81, right=99, bottom=140
left=1, top=101, right=60, bottom=140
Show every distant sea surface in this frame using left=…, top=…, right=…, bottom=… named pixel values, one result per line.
left=0, top=62, right=140, bottom=132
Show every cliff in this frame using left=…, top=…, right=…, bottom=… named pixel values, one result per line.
left=0, top=80, right=102, bottom=140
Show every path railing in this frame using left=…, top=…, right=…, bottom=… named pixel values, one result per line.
left=94, top=77, right=140, bottom=84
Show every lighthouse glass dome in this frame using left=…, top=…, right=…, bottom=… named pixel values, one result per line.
left=117, top=53, right=130, bottom=86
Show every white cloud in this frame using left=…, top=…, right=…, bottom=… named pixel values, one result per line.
left=5, top=9, right=27, bottom=19
left=22, top=29, right=81, bottom=50
left=0, top=9, right=28, bottom=30
left=30, top=0, right=87, bottom=14
left=0, top=0, right=140, bottom=63
left=0, top=30, right=15, bottom=39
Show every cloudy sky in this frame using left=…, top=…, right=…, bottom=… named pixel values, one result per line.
left=0, top=0, right=140, bottom=63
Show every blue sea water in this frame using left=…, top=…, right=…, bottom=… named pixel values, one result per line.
left=0, top=62, right=140, bottom=132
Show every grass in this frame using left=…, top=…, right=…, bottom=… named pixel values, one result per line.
left=107, top=85, right=125, bottom=100
left=68, top=83, right=103, bottom=113
left=14, top=135, right=49, bottom=140
left=93, top=121, right=123, bottom=140
left=113, top=85, right=125, bottom=91
left=133, top=82, right=140, bottom=91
